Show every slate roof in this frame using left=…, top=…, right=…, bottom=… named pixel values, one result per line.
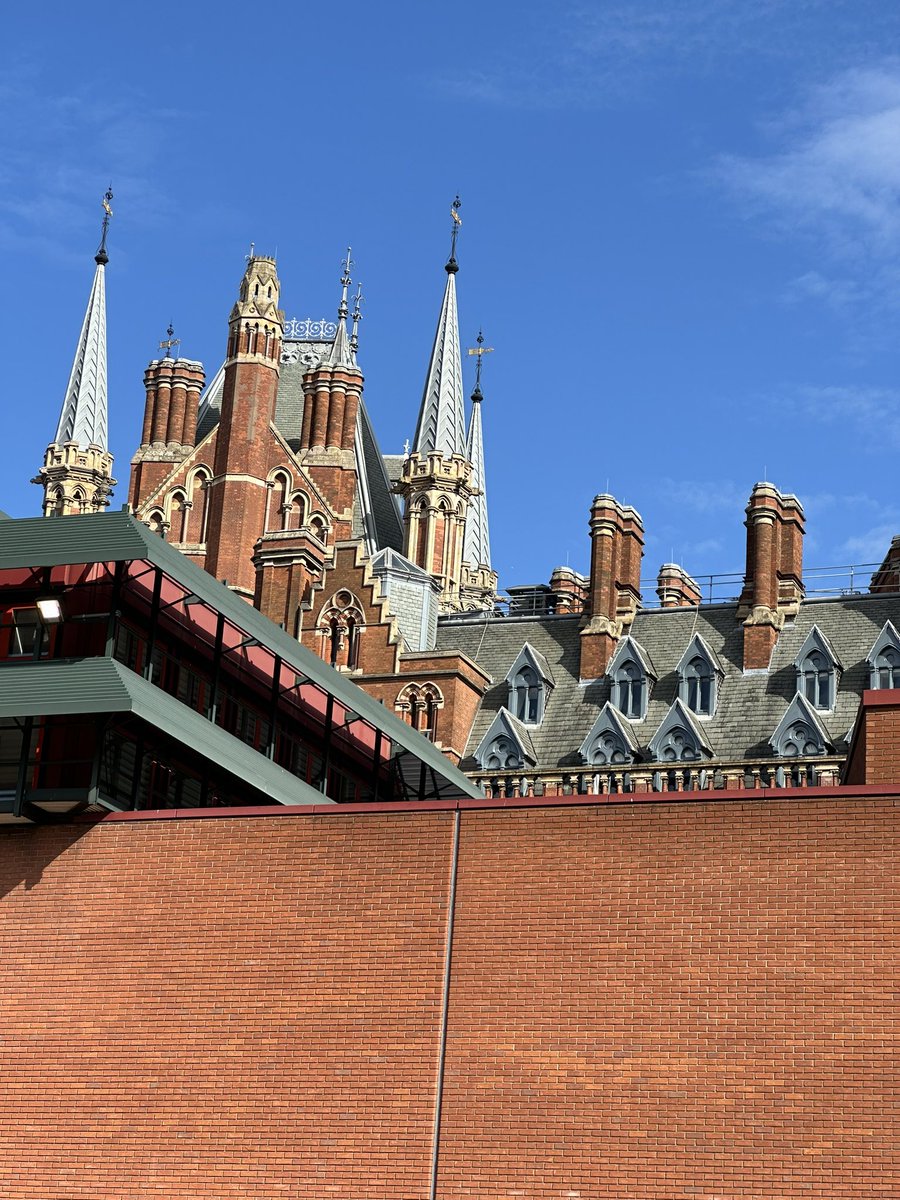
left=436, top=592, right=900, bottom=770
left=196, top=340, right=403, bottom=553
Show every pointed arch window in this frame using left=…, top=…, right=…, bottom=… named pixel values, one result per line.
left=874, top=645, right=900, bottom=689
left=614, top=660, right=644, bottom=719
left=684, top=656, right=712, bottom=714
left=800, top=650, right=831, bottom=709
left=318, top=590, right=364, bottom=670
left=770, top=694, right=829, bottom=759
left=395, top=682, right=444, bottom=740
left=483, top=735, right=523, bottom=771
left=779, top=720, right=825, bottom=758
left=793, top=626, right=840, bottom=712
left=189, top=468, right=211, bottom=543
left=867, top=621, right=900, bottom=689
left=587, top=730, right=631, bottom=766
left=505, top=644, right=553, bottom=726
left=657, top=724, right=701, bottom=762
left=513, top=665, right=540, bottom=723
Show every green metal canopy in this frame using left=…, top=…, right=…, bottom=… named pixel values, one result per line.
left=0, top=658, right=331, bottom=808
left=0, top=512, right=483, bottom=802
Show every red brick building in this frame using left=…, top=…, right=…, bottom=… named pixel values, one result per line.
left=6, top=199, right=898, bottom=1196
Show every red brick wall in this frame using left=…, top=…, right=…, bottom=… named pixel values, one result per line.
left=0, top=795, right=896, bottom=1198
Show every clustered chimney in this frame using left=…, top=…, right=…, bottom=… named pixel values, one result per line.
left=657, top=563, right=702, bottom=608
left=549, top=566, right=589, bottom=614
left=140, top=357, right=205, bottom=452
left=579, top=494, right=644, bottom=680
left=738, top=482, right=805, bottom=670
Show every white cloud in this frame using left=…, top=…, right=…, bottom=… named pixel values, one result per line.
left=718, top=64, right=900, bottom=257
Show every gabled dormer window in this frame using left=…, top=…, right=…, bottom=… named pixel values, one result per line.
left=648, top=699, right=712, bottom=764
left=474, top=709, right=537, bottom=772
left=505, top=643, right=554, bottom=726
left=794, top=626, right=841, bottom=712
left=867, top=620, right=900, bottom=689
left=676, top=633, right=723, bottom=717
left=579, top=703, right=639, bottom=766
left=605, top=635, right=656, bottom=721
left=770, top=694, right=830, bottom=758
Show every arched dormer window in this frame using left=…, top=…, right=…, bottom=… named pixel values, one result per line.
left=648, top=699, right=712, bottom=764
left=505, top=644, right=554, bottom=726
left=579, top=703, right=639, bottom=766
left=676, top=633, right=723, bottom=717
left=484, top=735, right=522, bottom=770
left=793, top=627, right=840, bottom=712
left=867, top=620, right=900, bottom=689
left=474, top=709, right=536, bottom=773
left=770, top=694, right=829, bottom=758
left=606, top=636, right=656, bottom=722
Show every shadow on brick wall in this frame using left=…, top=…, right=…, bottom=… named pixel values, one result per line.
left=0, top=822, right=94, bottom=897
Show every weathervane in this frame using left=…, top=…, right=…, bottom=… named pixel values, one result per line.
left=467, top=328, right=494, bottom=397
left=159, top=323, right=180, bottom=357
left=447, top=194, right=462, bottom=270
left=95, top=186, right=114, bottom=264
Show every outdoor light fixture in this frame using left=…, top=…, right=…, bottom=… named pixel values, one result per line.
left=35, top=597, right=63, bottom=624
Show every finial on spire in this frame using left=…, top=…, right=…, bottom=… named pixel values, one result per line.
left=350, top=281, right=363, bottom=355
left=446, top=194, right=462, bottom=274
left=95, top=186, right=113, bottom=265
left=159, top=323, right=180, bottom=358
left=338, top=246, right=353, bottom=320
left=467, top=328, right=494, bottom=400
left=246, top=241, right=255, bottom=262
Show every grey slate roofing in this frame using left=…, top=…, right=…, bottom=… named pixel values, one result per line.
left=436, top=592, right=900, bottom=769
left=197, top=339, right=403, bottom=553
left=55, top=257, right=109, bottom=451
left=0, top=512, right=481, bottom=801
left=0, top=657, right=329, bottom=807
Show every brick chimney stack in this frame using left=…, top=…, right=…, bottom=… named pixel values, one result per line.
left=580, top=494, right=644, bottom=680
left=128, top=356, right=205, bottom=511
left=739, top=482, right=805, bottom=670
left=657, top=563, right=702, bottom=608
left=549, top=566, right=588, bottom=614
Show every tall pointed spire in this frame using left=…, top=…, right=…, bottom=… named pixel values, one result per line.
left=327, top=246, right=353, bottom=367
left=54, top=187, right=113, bottom=450
left=463, top=330, right=493, bottom=571
left=411, top=197, right=466, bottom=457
left=34, top=190, right=116, bottom=515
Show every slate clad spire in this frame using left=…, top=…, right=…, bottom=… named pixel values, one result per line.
left=412, top=198, right=467, bottom=458
left=34, top=191, right=116, bottom=516
left=55, top=191, right=113, bottom=452
left=462, top=330, right=492, bottom=573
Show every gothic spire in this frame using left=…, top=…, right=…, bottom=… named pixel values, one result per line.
left=463, top=330, right=493, bottom=571
left=412, top=198, right=466, bottom=457
left=327, top=246, right=354, bottom=368
left=54, top=188, right=113, bottom=450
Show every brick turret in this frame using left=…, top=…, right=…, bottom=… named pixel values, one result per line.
left=203, top=256, right=284, bottom=596
left=657, top=563, right=702, bottom=608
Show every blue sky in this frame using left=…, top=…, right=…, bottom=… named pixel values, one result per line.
left=4, top=1, right=900, bottom=594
